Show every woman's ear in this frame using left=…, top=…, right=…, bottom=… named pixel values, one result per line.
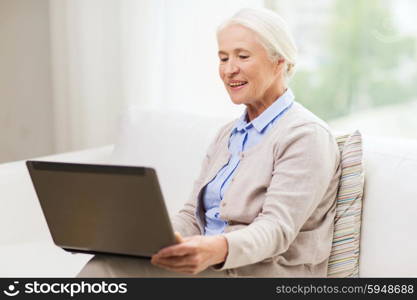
left=274, top=58, right=286, bottom=74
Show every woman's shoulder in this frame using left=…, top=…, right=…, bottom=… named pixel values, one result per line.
left=266, top=102, right=340, bottom=161
left=266, top=102, right=338, bottom=152
left=279, top=101, right=333, bottom=136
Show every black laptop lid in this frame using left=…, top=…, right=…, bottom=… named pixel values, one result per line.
left=26, top=161, right=176, bottom=258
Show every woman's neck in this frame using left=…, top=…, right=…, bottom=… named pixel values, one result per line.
left=246, top=86, right=287, bottom=122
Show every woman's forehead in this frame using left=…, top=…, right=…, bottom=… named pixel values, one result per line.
left=217, top=24, right=263, bottom=53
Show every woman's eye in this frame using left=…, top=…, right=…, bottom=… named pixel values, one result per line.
left=239, top=55, right=249, bottom=59
left=220, top=57, right=228, bottom=62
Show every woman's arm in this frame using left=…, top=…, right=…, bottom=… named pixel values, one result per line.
left=170, top=121, right=234, bottom=237
left=156, top=123, right=339, bottom=274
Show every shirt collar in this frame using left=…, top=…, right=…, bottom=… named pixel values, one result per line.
left=233, top=88, right=294, bottom=133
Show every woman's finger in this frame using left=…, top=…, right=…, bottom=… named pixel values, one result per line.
left=156, top=243, right=196, bottom=257
left=152, top=261, right=196, bottom=274
left=174, top=232, right=184, bottom=243
left=152, top=254, right=195, bottom=268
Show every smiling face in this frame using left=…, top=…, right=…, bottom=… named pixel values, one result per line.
left=217, top=24, right=285, bottom=116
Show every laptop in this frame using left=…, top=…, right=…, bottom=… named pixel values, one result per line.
left=26, top=160, right=177, bottom=258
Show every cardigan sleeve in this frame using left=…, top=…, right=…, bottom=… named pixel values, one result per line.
left=215, top=123, right=340, bottom=270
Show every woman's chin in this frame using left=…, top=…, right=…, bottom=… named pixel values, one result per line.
left=229, top=97, right=247, bottom=105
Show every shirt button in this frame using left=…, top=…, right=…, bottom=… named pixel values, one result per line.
left=222, top=202, right=226, bottom=207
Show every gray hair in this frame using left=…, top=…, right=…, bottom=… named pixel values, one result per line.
left=217, top=8, right=298, bottom=84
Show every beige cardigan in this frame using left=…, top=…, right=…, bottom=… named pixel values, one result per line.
left=171, top=102, right=341, bottom=277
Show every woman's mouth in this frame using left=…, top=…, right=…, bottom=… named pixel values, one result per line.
left=228, top=81, right=248, bottom=91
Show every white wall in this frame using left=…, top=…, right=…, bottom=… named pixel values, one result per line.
left=0, top=0, right=126, bottom=163
left=0, top=0, right=265, bottom=164
left=121, top=0, right=264, bottom=117
left=49, top=0, right=124, bottom=153
left=0, top=0, right=54, bottom=163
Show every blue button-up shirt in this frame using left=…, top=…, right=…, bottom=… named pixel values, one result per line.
left=203, top=89, right=295, bottom=236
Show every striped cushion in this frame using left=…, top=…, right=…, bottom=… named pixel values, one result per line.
left=327, top=130, right=364, bottom=277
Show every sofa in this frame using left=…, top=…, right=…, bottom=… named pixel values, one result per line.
left=1, top=107, right=417, bottom=277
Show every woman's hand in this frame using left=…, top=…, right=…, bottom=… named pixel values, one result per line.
left=150, top=232, right=228, bottom=275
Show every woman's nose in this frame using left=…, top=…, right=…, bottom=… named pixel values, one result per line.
left=224, top=60, right=239, bottom=76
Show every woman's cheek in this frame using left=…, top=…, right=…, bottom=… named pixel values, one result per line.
left=218, top=66, right=224, bottom=80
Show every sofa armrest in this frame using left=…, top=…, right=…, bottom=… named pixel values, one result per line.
left=32, top=145, right=115, bottom=164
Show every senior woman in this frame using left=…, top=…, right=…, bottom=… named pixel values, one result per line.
left=78, top=7, right=341, bottom=278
